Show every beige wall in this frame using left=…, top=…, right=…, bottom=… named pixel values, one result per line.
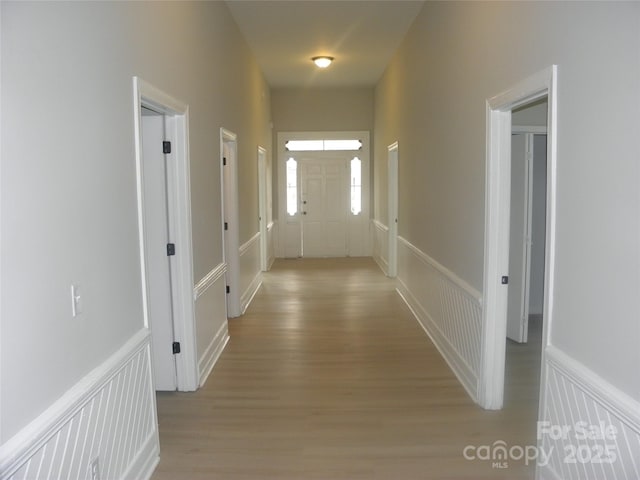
left=271, top=87, right=374, bottom=216
left=374, top=1, right=640, bottom=399
left=272, top=87, right=374, bottom=133
left=1, top=1, right=270, bottom=441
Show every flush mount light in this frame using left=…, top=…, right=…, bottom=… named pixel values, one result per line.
left=312, top=56, right=334, bottom=68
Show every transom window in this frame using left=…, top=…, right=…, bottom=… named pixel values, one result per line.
left=285, top=139, right=362, bottom=151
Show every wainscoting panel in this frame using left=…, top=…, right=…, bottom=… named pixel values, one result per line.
left=538, top=347, right=640, bottom=480
left=372, top=219, right=389, bottom=275
left=0, top=330, right=158, bottom=480
left=194, top=262, right=229, bottom=387
left=239, top=232, right=262, bottom=314
left=396, top=237, right=482, bottom=401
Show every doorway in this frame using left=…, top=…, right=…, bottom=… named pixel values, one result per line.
left=134, top=77, right=198, bottom=392
left=480, top=66, right=557, bottom=410
left=220, top=128, right=241, bottom=318
left=300, top=154, right=349, bottom=257
left=277, top=131, right=371, bottom=259
left=507, top=130, right=547, bottom=344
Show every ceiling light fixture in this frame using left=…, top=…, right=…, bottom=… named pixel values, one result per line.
left=312, top=56, right=334, bottom=68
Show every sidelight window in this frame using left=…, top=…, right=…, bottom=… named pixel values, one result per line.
left=350, top=157, right=362, bottom=215
left=286, top=158, right=298, bottom=216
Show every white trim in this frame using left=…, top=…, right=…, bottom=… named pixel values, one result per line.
left=239, top=231, right=262, bottom=314
left=512, top=125, right=547, bottom=134
left=372, top=219, right=389, bottom=233
left=220, top=128, right=241, bottom=317
left=258, top=146, right=269, bottom=272
left=198, top=322, right=230, bottom=387
left=276, top=131, right=371, bottom=258
left=396, top=281, right=478, bottom=402
left=119, top=432, right=159, bottom=480
left=239, top=231, right=261, bottom=256
left=387, top=141, right=399, bottom=278
left=401, top=236, right=482, bottom=302
left=0, top=329, right=155, bottom=478
left=481, top=65, right=557, bottom=409
left=133, top=76, right=198, bottom=391
left=372, top=219, right=389, bottom=274
left=395, top=236, right=482, bottom=403
left=539, top=346, right=640, bottom=479
left=241, top=273, right=262, bottom=315
left=545, top=346, right=640, bottom=431
left=193, top=262, right=227, bottom=300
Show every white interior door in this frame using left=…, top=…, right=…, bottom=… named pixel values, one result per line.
left=142, top=111, right=177, bottom=390
left=388, top=143, right=399, bottom=277
left=301, top=156, right=348, bottom=257
left=221, top=129, right=241, bottom=318
left=507, top=134, right=531, bottom=343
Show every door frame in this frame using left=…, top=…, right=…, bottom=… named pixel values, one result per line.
left=133, top=77, right=198, bottom=391
left=480, top=66, right=557, bottom=409
left=276, top=131, right=371, bottom=258
left=258, top=146, right=268, bottom=271
left=387, top=141, right=399, bottom=278
left=220, top=128, right=241, bottom=317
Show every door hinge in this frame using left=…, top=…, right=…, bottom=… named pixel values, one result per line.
left=226, top=285, right=230, bottom=294
left=223, top=156, right=227, bottom=166
left=501, top=276, right=509, bottom=285
left=163, top=141, right=172, bottom=154
left=224, top=222, right=228, bottom=231
left=167, top=243, right=176, bottom=256
left=172, top=342, right=181, bottom=354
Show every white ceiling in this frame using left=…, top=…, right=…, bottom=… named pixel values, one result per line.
left=225, top=1, right=425, bottom=89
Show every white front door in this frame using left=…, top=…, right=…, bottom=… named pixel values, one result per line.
left=142, top=111, right=177, bottom=391
left=300, top=156, right=348, bottom=257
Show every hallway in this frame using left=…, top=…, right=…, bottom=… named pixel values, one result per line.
left=152, top=258, right=537, bottom=479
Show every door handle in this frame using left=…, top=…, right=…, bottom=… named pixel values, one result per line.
left=303, top=211, right=307, bottom=215
left=303, top=200, right=307, bottom=204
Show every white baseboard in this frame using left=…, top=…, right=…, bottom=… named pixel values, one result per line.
left=240, top=232, right=262, bottom=314
left=371, top=219, right=389, bottom=275
left=396, top=237, right=482, bottom=402
left=241, top=273, right=262, bottom=314
left=537, top=346, right=640, bottom=480
left=0, top=329, right=158, bottom=480
left=198, top=322, right=230, bottom=387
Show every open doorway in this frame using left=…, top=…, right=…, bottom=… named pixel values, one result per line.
left=480, top=66, right=557, bottom=410
left=504, top=99, right=548, bottom=415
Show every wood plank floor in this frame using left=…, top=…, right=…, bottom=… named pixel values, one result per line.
left=152, top=258, right=541, bottom=479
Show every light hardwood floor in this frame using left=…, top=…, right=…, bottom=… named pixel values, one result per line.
left=152, top=258, right=542, bottom=479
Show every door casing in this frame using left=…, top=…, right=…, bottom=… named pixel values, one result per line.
left=277, top=131, right=371, bottom=258
left=133, top=77, right=198, bottom=391
left=220, top=128, right=241, bottom=318
left=481, top=66, right=557, bottom=410
left=387, top=142, right=399, bottom=278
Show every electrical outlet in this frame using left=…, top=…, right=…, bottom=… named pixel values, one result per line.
left=90, top=457, right=100, bottom=480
